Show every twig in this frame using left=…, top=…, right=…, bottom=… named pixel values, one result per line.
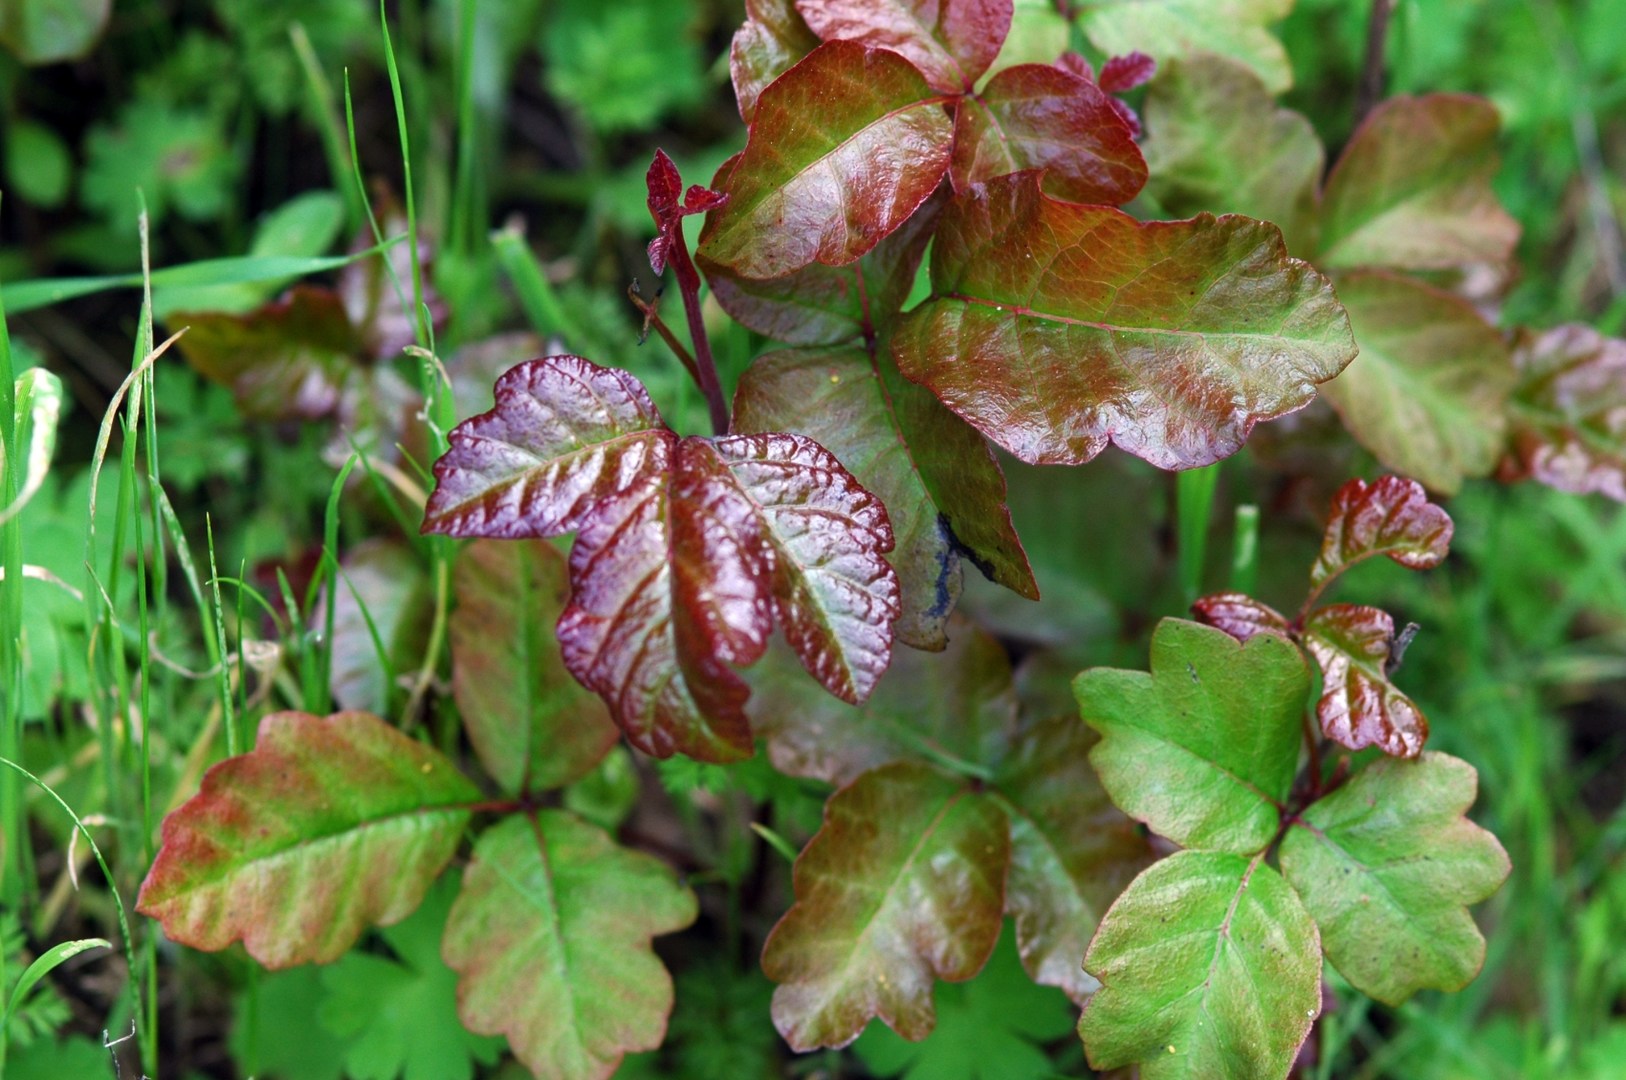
left=1354, top=0, right=1395, bottom=128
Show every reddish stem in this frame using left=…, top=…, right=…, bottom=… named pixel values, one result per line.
left=665, top=230, right=730, bottom=435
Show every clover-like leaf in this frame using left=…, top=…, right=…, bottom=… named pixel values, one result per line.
left=731, top=0, right=820, bottom=123
left=796, top=0, right=1012, bottom=94
left=700, top=41, right=956, bottom=280
left=136, top=711, right=480, bottom=968
left=1503, top=323, right=1626, bottom=501
left=1303, top=603, right=1428, bottom=758
left=1075, top=0, right=1294, bottom=94
left=450, top=540, right=618, bottom=794
left=1310, top=475, right=1453, bottom=593
left=1079, top=850, right=1322, bottom=1080
left=1075, top=618, right=1308, bottom=853
left=892, top=172, right=1356, bottom=468
left=1317, top=94, right=1520, bottom=273
left=952, top=63, right=1146, bottom=205
left=1319, top=270, right=1514, bottom=495
left=1280, top=753, right=1511, bottom=1004
left=762, top=762, right=1009, bottom=1049
left=443, top=812, right=699, bottom=1080
left=1189, top=591, right=1289, bottom=643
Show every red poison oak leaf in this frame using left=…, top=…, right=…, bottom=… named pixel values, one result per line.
left=1190, top=591, right=1290, bottom=643
left=731, top=0, right=820, bottom=124
left=1310, top=475, right=1453, bottom=594
left=646, top=148, right=727, bottom=278
left=1305, top=603, right=1430, bottom=758
left=793, top=0, right=1014, bottom=94
left=1096, top=51, right=1156, bottom=93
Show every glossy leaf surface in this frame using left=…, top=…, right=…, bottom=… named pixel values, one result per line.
left=1504, top=324, right=1626, bottom=501
left=443, top=812, right=698, bottom=1080
left=1189, top=591, right=1289, bottom=643
left=646, top=149, right=727, bottom=277
left=1280, top=753, right=1510, bottom=1004
left=892, top=173, right=1356, bottom=468
left=1304, top=604, right=1429, bottom=757
left=1079, top=851, right=1321, bottom=1079
left=762, top=763, right=1008, bottom=1049
left=1076, top=618, right=1307, bottom=853
left=731, top=0, right=820, bottom=123
left=795, top=0, right=1013, bottom=93
left=1310, top=475, right=1453, bottom=592
left=136, top=711, right=479, bottom=968
left=1075, top=0, right=1294, bottom=94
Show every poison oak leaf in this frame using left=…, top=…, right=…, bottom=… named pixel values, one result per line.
left=793, top=0, right=1013, bottom=94
left=1189, top=591, right=1290, bottom=643
left=1310, top=475, right=1454, bottom=592
left=1096, top=50, right=1155, bottom=93
left=1503, top=323, right=1626, bottom=501
left=1304, top=603, right=1430, bottom=757
left=645, top=148, right=727, bottom=277
left=731, top=0, right=820, bottom=123
left=1074, top=0, right=1296, bottom=94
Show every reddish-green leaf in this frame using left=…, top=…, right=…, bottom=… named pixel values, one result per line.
left=1280, top=753, right=1510, bottom=1004
left=795, top=0, right=1013, bottom=94
left=136, top=711, right=479, bottom=968
left=892, top=173, right=1356, bottom=468
left=646, top=149, right=727, bottom=278
left=699, top=41, right=956, bottom=280
left=1310, top=475, right=1453, bottom=592
left=1317, top=94, right=1520, bottom=273
left=731, top=0, right=820, bottom=124
left=1319, top=270, right=1514, bottom=495
left=995, top=715, right=1152, bottom=1002
left=1075, top=618, right=1308, bottom=853
left=951, top=63, right=1147, bottom=205
left=1074, top=0, right=1295, bottom=94
left=450, top=540, right=618, bottom=794
left=443, top=812, right=698, bottom=1080
left=327, top=540, right=430, bottom=716
left=1097, top=51, right=1155, bottom=92
left=1189, top=591, right=1289, bottom=643
left=1504, top=324, right=1626, bottom=501
left=1079, top=850, right=1322, bottom=1080
left=762, top=763, right=1009, bottom=1049
left=1303, top=603, right=1429, bottom=758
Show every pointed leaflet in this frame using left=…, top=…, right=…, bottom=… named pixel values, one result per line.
left=1079, top=851, right=1322, bottom=1080
left=762, top=763, right=1009, bottom=1049
left=443, top=812, right=698, bottom=1080
left=1074, top=0, right=1295, bottom=94
left=1280, top=753, right=1510, bottom=1004
left=891, top=173, right=1356, bottom=468
left=795, top=0, right=1013, bottom=94
left=731, top=0, right=819, bottom=123
left=450, top=540, right=617, bottom=794
left=1319, top=271, right=1514, bottom=495
left=645, top=149, right=727, bottom=278
left=1304, top=604, right=1429, bottom=758
left=732, top=347, right=1033, bottom=651
left=1503, top=324, right=1626, bottom=501
left=1310, top=475, right=1453, bottom=593
left=1097, top=51, right=1155, bottom=92
left=1190, top=591, right=1289, bottom=644
left=136, top=711, right=479, bottom=968
left=951, top=63, right=1147, bottom=205
left=1141, top=53, right=1323, bottom=253
left=699, top=41, right=955, bottom=280
left=1075, top=618, right=1307, bottom=853
left=994, top=715, right=1152, bottom=1002
left=1317, top=94, right=1520, bottom=273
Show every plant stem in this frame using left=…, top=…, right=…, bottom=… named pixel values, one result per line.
left=664, top=228, right=730, bottom=435
left=1355, top=0, right=1395, bottom=127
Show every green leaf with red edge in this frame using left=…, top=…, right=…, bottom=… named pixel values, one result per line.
left=892, top=173, right=1356, bottom=469
left=699, top=41, right=956, bottom=280
left=731, top=0, right=820, bottom=123
left=1280, top=753, right=1510, bottom=1004
left=994, top=715, right=1152, bottom=1002
left=1503, top=324, right=1626, bottom=501
left=1079, top=850, right=1322, bottom=1080
left=1141, top=53, right=1323, bottom=253
left=327, top=540, right=430, bottom=716
left=748, top=613, right=1018, bottom=784
left=1189, top=591, right=1289, bottom=643
left=951, top=63, right=1147, bottom=205
left=1074, top=618, right=1308, bottom=854
left=1074, top=0, right=1295, bottom=94
left=450, top=539, right=618, bottom=794
left=1303, top=603, right=1429, bottom=758
left=442, top=812, right=698, bottom=1080
left=1316, top=94, right=1520, bottom=273
left=794, top=0, right=1013, bottom=94
left=732, top=346, right=1032, bottom=650
left=762, top=762, right=1009, bottom=1049
left=1319, top=270, right=1514, bottom=496
left=1309, top=475, right=1453, bottom=593
left=135, top=711, right=479, bottom=968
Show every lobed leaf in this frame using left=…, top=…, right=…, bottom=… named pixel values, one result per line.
left=1303, top=603, right=1429, bottom=758
left=136, top=711, right=479, bottom=968
left=1075, top=618, right=1307, bottom=854
left=1189, top=591, right=1289, bottom=643
left=443, top=812, right=698, bottom=1080
left=1280, top=753, right=1511, bottom=1004
left=795, top=0, right=1013, bottom=94
left=1503, top=323, right=1626, bottom=501
left=762, top=763, right=1009, bottom=1049
left=1310, top=475, right=1453, bottom=592
left=892, top=173, right=1356, bottom=468
left=1074, top=0, right=1295, bottom=94
left=1079, top=850, right=1322, bottom=1080
left=731, top=0, right=820, bottom=124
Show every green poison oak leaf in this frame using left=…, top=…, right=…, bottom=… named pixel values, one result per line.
left=1503, top=324, right=1626, bottom=501
left=645, top=149, right=727, bottom=278
left=795, top=0, right=1013, bottom=95
left=1279, top=753, right=1511, bottom=1004
left=731, top=0, right=820, bottom=124
left=1074, top=0, right=1295, bottom=94
left=1078, top=850, right=1322, bottom=1080
left=450, top=540, right=618, bottom=794
left=1304, top=604, right=1429, bottom=758
left=762, top=762, right=1009, bottom=1050
left=1075, top=618, right=1308, bottom=853
left=136, top=711, right=479, bottom=968
left=891, top=172, right=1356, bottom=469
left=1310, top=475, right=1454, bottom=594
left=1189, top=591, right=1290, bottom=643
left=421, top=355, right=900, bottom=762
left=442, top=812, right=699, bottom=1080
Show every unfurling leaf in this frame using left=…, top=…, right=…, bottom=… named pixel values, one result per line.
left=1280, top=753, right=1511, bottom=1004
left=795, top=0, right=1013, bottom=94
left=1074, top=0, right=1295, bottom=94
left=443, top=812, right=698, bottom=1080
left=1303, top=604, right=1429, bottom=757
left=730, top=0, right=820, bottom=123
left=1503, top=324, right=1626, bottom=501
left=1189, top=591, right=1289, bottom=643
left=1310, top=475, right=1453, bottom=593
left=762, top=763, right=1008, bottom=1050
left=1075, top=618, right=1307, bottom=854
left=1079, top=851, right=1322, bottom=1080
left=645, top=149, right=727, bottom=277
left=136, top=711, right=479, bottom=968
left=1096, top=51, right=1155, bottom=93
left=892, top=173, right=1356, bottom=469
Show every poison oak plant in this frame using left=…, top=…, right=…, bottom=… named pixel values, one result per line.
left=131, top=1, right=1605, bottom=1077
